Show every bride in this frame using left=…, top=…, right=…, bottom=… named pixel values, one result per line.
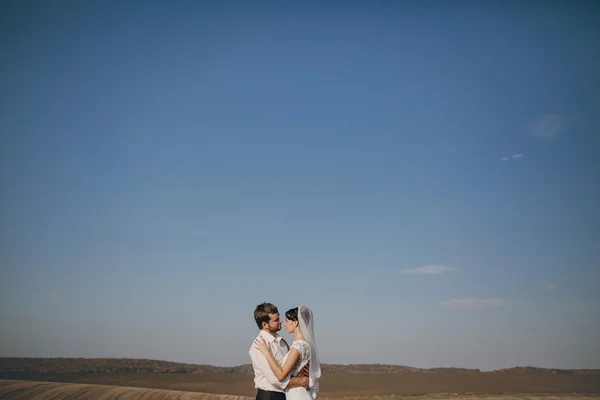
left=255, top=305, right=321, bottom=400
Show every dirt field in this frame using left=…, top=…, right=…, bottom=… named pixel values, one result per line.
left=2, top=380, right=600, bottom=400
left=1, top=372, right=599, bottom=397
left=0, top=380, right=251, bottom=400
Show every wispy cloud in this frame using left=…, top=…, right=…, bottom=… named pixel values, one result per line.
left=545, top=285, right=556, bottom=292
left=441, top=298, right=511, bottom=309
left=501, top=153, right=524, bottom=162
left=403, top=265, right=455, bottom=275
left=556, top=303, right=600, bottom=310
left=527, top=114, right=564, bottom=140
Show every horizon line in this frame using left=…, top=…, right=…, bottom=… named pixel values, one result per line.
left=1, top=356, right=598, bottom=372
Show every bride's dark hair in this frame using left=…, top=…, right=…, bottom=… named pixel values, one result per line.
left=285, top=307, right=298, bottom=322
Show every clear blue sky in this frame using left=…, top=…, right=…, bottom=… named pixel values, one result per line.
left=1, top=0, right=599, bottom=371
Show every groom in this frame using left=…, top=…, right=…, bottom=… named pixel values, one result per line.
left=249, top=302, right=309, bottom=400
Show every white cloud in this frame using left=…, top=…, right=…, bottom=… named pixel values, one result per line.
left=501, top=153, right=524, bottom=162
left=556, top=303, right=600, bottom=310
left=441, top=298, right=511, bottom=309
left=545, top=285, right=556, bottom=291
left=403, top=265, right=455, bottom=275
left=527, top=114, right=564, bottom=140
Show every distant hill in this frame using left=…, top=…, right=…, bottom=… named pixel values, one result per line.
left=0, top=358, right=238, bottom=374
left=494, top=366, right=600, bottom=374
left=1, top=358, right=598, bottom=375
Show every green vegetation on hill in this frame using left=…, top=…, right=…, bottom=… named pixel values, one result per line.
left=2, top=358, right=599, bottom=375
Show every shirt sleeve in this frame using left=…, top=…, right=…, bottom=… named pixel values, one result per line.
left=249, top=345, right=290, bottom=389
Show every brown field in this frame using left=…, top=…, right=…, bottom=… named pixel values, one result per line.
left=2, top=380, right=600, bottom=400
left=0, top=380, right=251, bottom=400
left=1, top=372, right=599, bottom=397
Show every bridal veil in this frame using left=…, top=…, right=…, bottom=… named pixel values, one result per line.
left=298, top=304, right=321, bottom=398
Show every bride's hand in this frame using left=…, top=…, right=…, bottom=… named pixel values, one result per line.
left=254, top=338, right=271, bottom=356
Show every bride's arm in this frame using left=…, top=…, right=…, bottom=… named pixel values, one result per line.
left=264, top=348, right=300, bottom=382
left=255, top=338, right=300, bottom=382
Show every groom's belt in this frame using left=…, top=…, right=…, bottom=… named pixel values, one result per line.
left=256, top=388, right=286, bottom=400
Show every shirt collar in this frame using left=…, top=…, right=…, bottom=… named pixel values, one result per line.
left=259, top=330, right=282, bottom=344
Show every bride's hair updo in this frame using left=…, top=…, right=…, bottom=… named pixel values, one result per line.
left=285, top=307, right=298, bottom=322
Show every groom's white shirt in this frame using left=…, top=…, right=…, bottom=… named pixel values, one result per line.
left=249, top=330, right=291, bottom=392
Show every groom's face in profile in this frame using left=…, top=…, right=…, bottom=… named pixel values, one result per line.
left=264, top=313, right=282, bottom=333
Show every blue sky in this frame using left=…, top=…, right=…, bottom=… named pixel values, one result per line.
left=1, top=0, right=599, bottom=371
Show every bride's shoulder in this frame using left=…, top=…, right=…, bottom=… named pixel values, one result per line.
left=292, top=340, right=310, bottom=350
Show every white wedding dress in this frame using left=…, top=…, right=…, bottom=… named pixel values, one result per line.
left=283, top=339, right=314, bottom=400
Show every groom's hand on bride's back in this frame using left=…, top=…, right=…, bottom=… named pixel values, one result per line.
left=297, top=364, right=309, bottom=378
left=288, top=364, right=310, bottom=389
left=288, top=376, right=309, bottom=389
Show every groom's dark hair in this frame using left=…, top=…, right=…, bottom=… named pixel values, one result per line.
left=254, top=302, right=279, bottom=329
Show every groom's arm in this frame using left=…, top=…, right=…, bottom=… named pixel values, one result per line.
left=287, top=376, right=309, bottom=389
left=288, top=364, right=310, bottom=389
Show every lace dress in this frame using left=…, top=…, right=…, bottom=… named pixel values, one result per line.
left=283, top=340, right=314, bottom=400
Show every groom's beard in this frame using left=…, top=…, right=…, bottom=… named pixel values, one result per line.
left=268, top=327, right=281, bottom=335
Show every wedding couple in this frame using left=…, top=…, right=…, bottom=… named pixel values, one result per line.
left=249, top=303, right=321, bottom=400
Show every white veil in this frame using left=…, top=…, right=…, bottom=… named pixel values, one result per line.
left=298, top=304, right=321, bottom=398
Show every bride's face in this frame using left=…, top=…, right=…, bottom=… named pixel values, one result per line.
left=284, top=318, right=298, bottom=334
